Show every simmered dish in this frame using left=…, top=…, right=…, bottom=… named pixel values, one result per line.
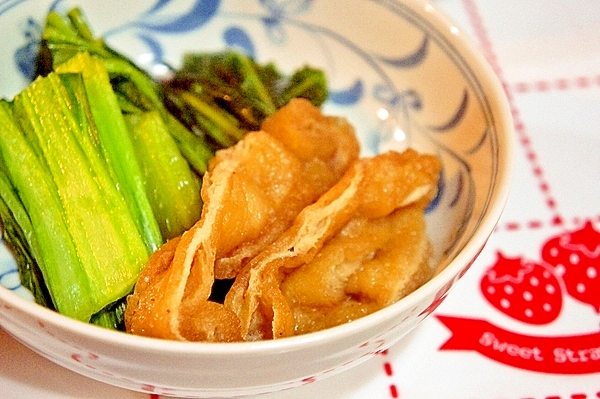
left=125, top=99, right=441, bottom=342
left=1, top=8, right=441, bottom=340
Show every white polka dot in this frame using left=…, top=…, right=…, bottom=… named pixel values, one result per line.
left=543, top=269, right=551, bottom=279
left=500, top=298, right=510, bottom=309
left=523, top=291, right=533, bottom=301
left=487, top=286, right=496, bottom=294
left=549, top=247, right=559, bottom=257
left=530, top=276, right=539, bottom=286
left=577, top=283, right=586, bottom=293
left=524, top=309, right=533, bottom=318
left=543, top=303, right=552, bottom=312
left=569, top=253, right=580, bottom=265
left=504, top=285, right=514, bottom=295
left=554, top=265, right=566, bottom=276
left=587, top=267, right=597, bottom=279
left=546, top=284, right=556, bottom=294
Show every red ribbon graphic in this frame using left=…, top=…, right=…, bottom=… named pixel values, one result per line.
left=436, top=315, right=600, bottom=374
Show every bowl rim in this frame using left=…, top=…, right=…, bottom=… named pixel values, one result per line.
left=0, top=0, right=515, bottom=357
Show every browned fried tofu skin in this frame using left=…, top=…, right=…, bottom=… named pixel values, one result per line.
left=225, top=150, right=440, bottom=340
left=125, top=98, right=440, bottom=342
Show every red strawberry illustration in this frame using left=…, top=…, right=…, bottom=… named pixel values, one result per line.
left=541, top=220, right=600, bottom=313
left=480, top=252, right=563, bottom=325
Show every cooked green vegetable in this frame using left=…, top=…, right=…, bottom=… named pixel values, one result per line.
left=90, top=296, right=128, bottom=330
left=0, top=168, right=52, bottom=307
left=38, top=8, right=220, bottom=241
left=37, top=7, right=214, bottom=175
left=125, top=110, right=202, bottom=239
left=37, top=7, right=328, bottom=157
left=0, top=98, right=91, bottom=319
left=55, top=53, right=163, bottom=253
left=162, top=51, right=328, bottom=150
left=0, top=70, right=150, bottom=321
left=281, top=65, right=328, bottom=106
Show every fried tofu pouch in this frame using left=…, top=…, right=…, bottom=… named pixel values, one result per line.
left=224, top=149, right=441, bottom=340
left=124, top=99, right=359, bottom=341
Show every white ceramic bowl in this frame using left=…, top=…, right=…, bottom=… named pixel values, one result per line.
left=0, top=0, right=514, bottom=397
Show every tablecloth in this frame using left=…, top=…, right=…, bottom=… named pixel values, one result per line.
left=2, top=0, right=599, bottom=397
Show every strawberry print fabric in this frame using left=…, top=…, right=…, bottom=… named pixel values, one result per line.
left=480, top=252, right=563, bottom=325
left=542, top=222, right=600, bottom=314
left=2, top=0, right=600, bottom=398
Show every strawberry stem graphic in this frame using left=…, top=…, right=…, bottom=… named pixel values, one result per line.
left=486, top=252, right=532, bottom=284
